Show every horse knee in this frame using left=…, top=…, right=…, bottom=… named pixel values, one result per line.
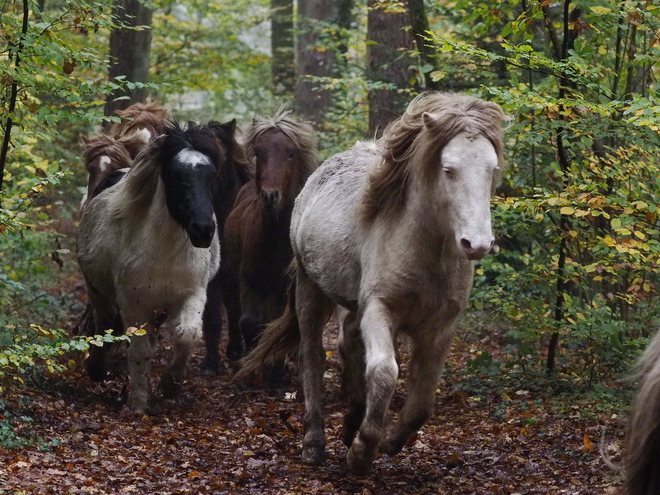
left=366, top=356, right=398, bottom=397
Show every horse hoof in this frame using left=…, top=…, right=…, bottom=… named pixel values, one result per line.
left=201, top=366, right=217, bottom=376
left=301, top=445, right=326, bottom=466
left=160, top=373, right=182, bottom=399
left=201, top=358, right=219, bottom=375
left=346, top=447, right=375, bottom=476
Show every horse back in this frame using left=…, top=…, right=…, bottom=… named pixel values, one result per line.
left=291, top=146, right=376, bottom=307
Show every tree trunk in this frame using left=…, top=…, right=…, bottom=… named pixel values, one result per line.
left=0, top=0, right=29, bottom=204
left=407, top=0, right=440, bottom=90
left=294, top=0, right=337, bottom=125
left=271, top=0, right=295, bottom=95
left=104, top=0, right=153, bottom=118
left=367, top=0, right=415, bottom=137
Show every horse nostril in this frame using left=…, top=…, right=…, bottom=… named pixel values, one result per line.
left=460, top=238, right=473, bottom=253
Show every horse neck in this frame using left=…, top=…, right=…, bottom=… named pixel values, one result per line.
left=213, top=161, right=244, bottom=233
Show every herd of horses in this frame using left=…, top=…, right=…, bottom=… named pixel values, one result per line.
left=75, top=94, right=659, bottom=490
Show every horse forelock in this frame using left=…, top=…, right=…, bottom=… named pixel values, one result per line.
left=81, top=132, right=132, bottom=171
left=113, top=100, right=169, bottom=137
left=244, top=108, right=318, bottom=189
left=361, top=92, right=507, bottom=223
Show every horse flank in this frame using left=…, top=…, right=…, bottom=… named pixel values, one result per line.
left=242, top=107, right=317, bottom=190
left=361, top=92, right=507, bottom=223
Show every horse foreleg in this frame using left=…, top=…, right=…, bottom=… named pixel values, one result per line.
left=125, top=322, right=156, bottom=415
left=161, top=292, right=206, bottom=398
left=202, top=273, right=223, bottom=374
left=222, top=273, right=243, bottom=362
left=380, top=329, right=454, bottom=456
left=85, top=289, right=120, bottom=382
left=338, top=309, right=367, bottom=448
left=297, top=269, right=333, bottom=466
left=347, top=299, right=398, bottom=475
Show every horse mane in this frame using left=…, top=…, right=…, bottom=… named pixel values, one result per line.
left=360, top=92, right=507, bottom=224
left=109, top=120, right=178, bottom=219
left=208, top=119, right=254, bottom=185
left=81, top=132, right=132, bottom=171
left=112, top=99, right=170, bottom=138
left=243, top=107, right=318, bottom=189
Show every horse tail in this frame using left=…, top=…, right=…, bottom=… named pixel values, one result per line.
left=624, top=330, right=660, bottom=495
left=236, top=261, right=302, bottom=380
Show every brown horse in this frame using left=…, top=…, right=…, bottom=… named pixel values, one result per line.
left=201, top=109, right=317, bottom=379
left=80, top=100, right=169, bottom=212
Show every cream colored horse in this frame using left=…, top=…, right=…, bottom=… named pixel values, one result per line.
left=240, top=93, right=507, bottom=474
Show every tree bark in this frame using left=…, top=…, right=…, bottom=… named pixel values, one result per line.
left=294, top=0, right=337, bottom=125
left=367, top=0, right=416, bottom=137
left=271, top=0, right=295, bottom=95
left=104, top=0, right=153, bottom=118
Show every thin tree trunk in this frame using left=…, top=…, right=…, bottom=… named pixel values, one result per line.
left=0, top=0, right=29, bottom=204
left=271, top=0, right=295, bottom=95
left=294, top=0, right=337, bottom=125
left=367, top=0, right=415, bottom=137
left=104, top=0, right=153, bottom=118
left=546, top=0, right=580, bottom=373
left=407, top=0, right=440, bottom=90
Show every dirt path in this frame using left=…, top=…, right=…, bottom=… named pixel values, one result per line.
left=0, top=318, right=626, bottom=494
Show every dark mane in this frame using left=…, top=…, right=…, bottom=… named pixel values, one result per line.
left=360, top=92, right=507, bottom=223
left=208, top=120, right=254, bottom=185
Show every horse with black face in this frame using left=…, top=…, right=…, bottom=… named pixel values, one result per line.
left=240, top=93, right=507, bottom=473
left=202, top=110, right=317, bottom=384
left=77, top=121, right=237, bottom=415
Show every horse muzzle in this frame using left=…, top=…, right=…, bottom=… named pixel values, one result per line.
left=188, top=219, right=216, bottom=248
left=460, top=237, right=495, bottom=261
left=261, top=189, right=281, bottom=211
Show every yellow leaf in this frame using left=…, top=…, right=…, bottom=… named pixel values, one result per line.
left=593, top=276, right=603, bottom=281
left=560, top=206, right=575, bottom=215
left=583, top=433, right=594, bottom=451
left=589, top=6, right=612, bottom=15
left=534, top=213, right=544, bottom=222
left=634, top=231, right=646, bottom=240
left=611, top=218, right=622, bottom=228
left=603, top=236, right=616, bottom=246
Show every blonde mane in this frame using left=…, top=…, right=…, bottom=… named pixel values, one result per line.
left=361, top=92, right=507, bottom=223
left=243, top=108, right=318, bottom=189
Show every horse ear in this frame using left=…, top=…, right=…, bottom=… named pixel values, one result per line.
left=422, top=112, right=440, bottom=129
left=224, top=118, right=237, bottom=135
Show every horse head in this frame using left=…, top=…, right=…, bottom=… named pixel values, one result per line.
left=430, top=119, right=498, bottom=261
left=244, top=110, right=317, bottom=213
left=369, top=93, right=506, bottom=261
left=158, top=123, right=229, bottom=248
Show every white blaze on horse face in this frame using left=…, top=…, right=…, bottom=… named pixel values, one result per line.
left=98, top=155, right=111, bottom=175
left=176, top=148, right=211, bottom=168
left=439, top=132, right=497, bottom=261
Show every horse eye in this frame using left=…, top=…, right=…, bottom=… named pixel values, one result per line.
left=288, top=150, right=296, bottom=159
left=443, top=168, right=454, bottom=178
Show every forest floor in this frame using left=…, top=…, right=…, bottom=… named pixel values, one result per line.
left=0, top=291, right=629, bottom=495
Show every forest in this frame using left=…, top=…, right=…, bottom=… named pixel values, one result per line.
left=1, top=0, right=659, bottom=492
